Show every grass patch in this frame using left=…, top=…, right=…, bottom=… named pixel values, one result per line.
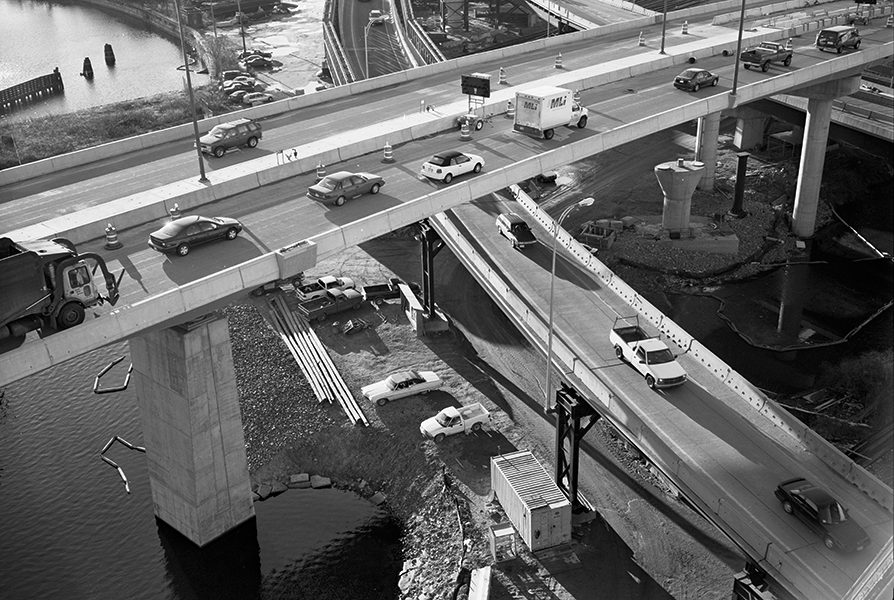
left=0, top=84, right=240, bottom=170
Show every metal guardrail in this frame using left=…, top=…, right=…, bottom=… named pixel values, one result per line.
left=834, top=99, right=894, bottom=124
left=395, top=0, right=445, bottom=65
left=322, top=0, right=356, bottom=85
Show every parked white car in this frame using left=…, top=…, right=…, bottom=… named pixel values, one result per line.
left=362, top=370, right=442, bottom=406
left=369, top=9, right=387, bottom=24
left=242, top=92, right=273, bottom=106
left=421, top=150, right=484, bottom=184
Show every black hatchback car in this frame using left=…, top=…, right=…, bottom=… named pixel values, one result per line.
left=774, top=477, right=870, bottom=552
left=148, top=215, right=243, bottom=257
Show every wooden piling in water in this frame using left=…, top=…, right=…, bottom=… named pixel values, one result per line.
left=0, top=68, right=65, bottom=113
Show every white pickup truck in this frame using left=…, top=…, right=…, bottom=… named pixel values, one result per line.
left=295, top=275, right=355, bottom=302
left=420, top=403, right=490, bottom=443
left=610, top=316, right=687, bottom=389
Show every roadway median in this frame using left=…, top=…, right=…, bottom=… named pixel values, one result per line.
left=3, top=25, right=826, bottom=246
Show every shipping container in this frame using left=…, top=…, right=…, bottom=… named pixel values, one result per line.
left=490, top=450, right=571, bottom=551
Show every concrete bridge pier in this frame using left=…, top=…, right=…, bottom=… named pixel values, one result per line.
left=655, top=158, right=705, bottom=233
left=733, top=106, right=768, bottom=151
left=695, top=112, right=721, bottom=190
left=130, top=314, right=254, bottom=547
left=790, top=75, right=861, bottom=239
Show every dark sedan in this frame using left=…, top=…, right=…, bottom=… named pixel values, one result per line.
left=307, top=171, right=384, bottom=206
left=774, top=477, right=870, bottom=552
left=148, top=215, right=243, bottom=256
left=673, top=68, right=719, bottom=92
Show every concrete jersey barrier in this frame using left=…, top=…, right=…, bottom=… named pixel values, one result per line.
left=4, top=24, right=848, bottom=245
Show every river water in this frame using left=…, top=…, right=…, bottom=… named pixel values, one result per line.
left=0, top=0, right=210, bottom=121
left=0, top=342, right=402, bottom=599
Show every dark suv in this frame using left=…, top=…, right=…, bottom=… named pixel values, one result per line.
left=496, top=213, right=537, bottom=249
left=199, top=118, right=262, bottom=158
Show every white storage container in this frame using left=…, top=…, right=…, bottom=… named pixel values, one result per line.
left=490, top=450, right=571, bottom=552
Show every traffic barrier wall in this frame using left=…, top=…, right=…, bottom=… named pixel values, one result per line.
left=0, top=4, right=813, bottom=187
left=428, top=201, right=805, bottom=588
left=9, top=0, right=890, bottom=189
left=494, top=185, right=894, bottom=594
left=12, top=28, right=885, bottom=245
left=509, top=171, right=894, bottom=513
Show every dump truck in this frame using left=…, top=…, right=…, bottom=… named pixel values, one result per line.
left=294, top=275, right=355, bottom=302
left=513, top=86, right=588, bottom=140
left=420, top=403, right=490, bottom=442
left=610, top=315, right=687, bottom=389
left=296, top=288, right=363, bottom=322
left=0, top=237, right=120, bottom=340
left=740, top=41, right=793, bottom=72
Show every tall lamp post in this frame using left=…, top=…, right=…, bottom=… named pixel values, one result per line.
left=659, top=0, right=668, bottom=54
left=730, top=0, right=747, bottom=96
left=546, top=2, right=550, bottom=38
left=173, top=0, right=208, bottom=183
left=364, top=15, right=391, bottom=80
left=544, top=196, right=595, bottom=412
left=235, top=0, right=247, bottom=54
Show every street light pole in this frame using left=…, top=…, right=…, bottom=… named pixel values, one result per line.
left=659, top=0, right=668, bottom=54
left=365, top=15, right=391, bottom=80
left=730, top=0, right=747, bottom=96
left=544, top=197, right=595, bottom=412
left=173, top=0, right=208, bottom=183
left=546, top=2, right=550, bottom=38
left=365, top=22, right=372, bottom=80
left=235, top=0, right=247, bottom=54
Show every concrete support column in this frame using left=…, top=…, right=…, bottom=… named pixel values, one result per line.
left=130, top=314, right=254, bottom=547
left=695, top=112, right=721, bottom=190
left=791, top=98, right=833, bottom=238
left=734, top=106, right=768, bottom=151
left=655, top=158, right=705, bottom=232
left=789, top=75, right=860, bottom=239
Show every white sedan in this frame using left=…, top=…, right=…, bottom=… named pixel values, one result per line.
left=361, top=370, right=443, bottom=406
left=242, top=92, right=273, bottom=106
left=421, top=150, right=485, bottom=183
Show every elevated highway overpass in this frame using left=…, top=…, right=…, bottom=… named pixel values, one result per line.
left=430, top=188, right=892, bottom=600
left=0, top=5, right=891, bottom=599
left=1, top=0, right=871, bottom=195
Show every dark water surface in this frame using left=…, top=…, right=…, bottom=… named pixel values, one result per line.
left=666, top=181, right=893, bottom=395
left=0, top=0, right=210, bottom=121
left=0, top=343, right=401, bottom=599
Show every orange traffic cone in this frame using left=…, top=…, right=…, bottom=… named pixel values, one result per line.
left=382, top=142, right=395, bottom=163
left=459, top=119, right=472, bottom=141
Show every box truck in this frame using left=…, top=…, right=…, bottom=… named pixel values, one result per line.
left=490, top=450, right=571, bottom=552
left=1, top=237, right=120, bottom=340
left=513, top=86, right=588, bottom=140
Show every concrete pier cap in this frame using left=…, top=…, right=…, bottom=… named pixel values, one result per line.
left=790, top=74, right=862, bottom=100
left=655, top=158, right=705, bottom=232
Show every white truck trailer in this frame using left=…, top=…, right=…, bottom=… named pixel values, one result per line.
left=491, top=450, right=572, bottom=552
left=513, top=86, right=588, bottom=140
